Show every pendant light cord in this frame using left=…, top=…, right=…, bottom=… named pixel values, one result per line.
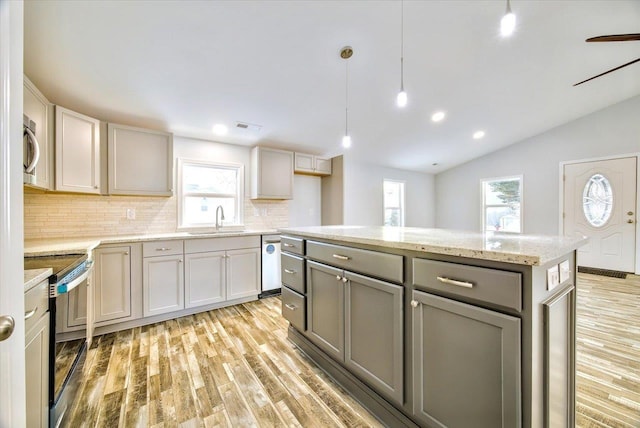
left=345, top=58, right=349, bottom=136
left=400, top=0, right=404, bottom=91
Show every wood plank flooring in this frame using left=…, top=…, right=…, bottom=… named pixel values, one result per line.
left=64, top=273, right=640, bottom=427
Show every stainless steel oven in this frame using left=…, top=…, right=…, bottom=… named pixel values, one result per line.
left=24, top=254, right=93, bottom=428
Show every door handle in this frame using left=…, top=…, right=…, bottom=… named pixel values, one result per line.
left=0, top=315, right=15, bottom=341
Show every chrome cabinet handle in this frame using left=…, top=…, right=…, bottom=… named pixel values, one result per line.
left=437, top=276, right=474, bottom=289
left=284, top=269, right=296, bottom=274
left=283, top=243, right=295, bottom=248
left=285, top=303, right=297, bottom=311
left=336, top=275, right=341, bottom=281
left=24, top=307, right=38, bottom=320
left=156, top=247, right=171, bottom=251
left=628, top=211, right=634, bottom=216
left=124, top=251, right=129, bottom=255
left=342, top=276, right=348, bottom=283
left=332, top=254, right=350, bottom=261
left=628, top=219, right=635, bottom=224
left=410, top=300, right=419, bottom=308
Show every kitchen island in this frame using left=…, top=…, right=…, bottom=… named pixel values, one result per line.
left=278, top=226, right=587, bottom=428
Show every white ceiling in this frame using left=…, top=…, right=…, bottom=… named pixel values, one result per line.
left=24, top=1, right=640, bottom=174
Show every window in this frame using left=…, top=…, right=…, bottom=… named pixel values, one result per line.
left=482, top=176, right=522, bottom=233
left=383, top=180, right=405, bottom=226
left=582, top=173, right=613, bottom=227
left=177, top=159, right=244, bottom=229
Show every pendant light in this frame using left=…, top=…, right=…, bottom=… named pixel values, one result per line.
left=341, top=46, right=353, bottom=148
left=396, top=0, right=407, bottom=108
left=500, top=0, right=516, bottom=37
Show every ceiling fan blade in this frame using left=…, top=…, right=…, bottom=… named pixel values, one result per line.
left=586, top=34, right=640, bottom=42
left=574, top=57, right=640, bottom=86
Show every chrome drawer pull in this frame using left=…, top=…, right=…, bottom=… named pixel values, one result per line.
left=284, top=269, right=296, bottom=274
left=437, top=276, right=474, bottom=289
left=283, top=243, right=295, bottom=248
left=285, top=303, right=297, bottom=311
left=332, top=254, right=350, bottom=261
left=24, top=307, right=38, bottom=320
left=156, top=247, right=171, bottom=251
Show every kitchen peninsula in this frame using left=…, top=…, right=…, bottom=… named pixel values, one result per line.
left=278, top=226, right=588, bottom=428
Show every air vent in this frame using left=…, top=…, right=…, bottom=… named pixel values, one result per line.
left=235, top=122, right=262, bottom=132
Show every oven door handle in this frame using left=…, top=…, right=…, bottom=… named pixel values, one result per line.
left=56, top=265, right=93, bottom=295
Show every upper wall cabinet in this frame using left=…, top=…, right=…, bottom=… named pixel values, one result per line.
left=55, top=106, right=101, bottom=194
left=108, top=123, right=173, bottom=196
left=251, top=147, right=293, bottom=199
left=23, top=76, right=54, bottom=190
left=294, top=153, right=332, bottom=176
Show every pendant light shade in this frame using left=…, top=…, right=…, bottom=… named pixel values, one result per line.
left=500, top=0, right=516, bottom=37
left=396, top=0, right=407, bottom=108
left=341, top=46, right=353, bottom=148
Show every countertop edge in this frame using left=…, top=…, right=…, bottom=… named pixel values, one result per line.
left=24, top=268, right=52, bottom=292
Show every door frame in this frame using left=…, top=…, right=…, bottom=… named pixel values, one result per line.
left=559, top=153, right=640, bottom=274
left=0, top=0, right=26, bottom=426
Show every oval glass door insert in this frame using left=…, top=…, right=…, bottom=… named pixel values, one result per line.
left=582, top=173, right=613, bottom=227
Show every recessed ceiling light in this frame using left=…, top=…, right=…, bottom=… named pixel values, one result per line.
left=473, top=130, right=486, bottom=140
left=212, top=124, right=228, bottom=135
left=431, top=111, right=446, bottom=122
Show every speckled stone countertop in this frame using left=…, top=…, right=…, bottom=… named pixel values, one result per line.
left=24, top=229, right=278, bottom=257
left=24, top=268, right=52, bottom=292
left=278, top=226, right=588, bottom=266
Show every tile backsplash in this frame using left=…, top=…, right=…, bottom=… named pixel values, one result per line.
left=24, top=189, right=289, bottom=240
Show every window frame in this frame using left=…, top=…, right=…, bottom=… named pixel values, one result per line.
left=383, top=179, right=406, bottom=227
left=177, top=158, right=244, bottom=231
left=481, top=175, right=523, bottom=234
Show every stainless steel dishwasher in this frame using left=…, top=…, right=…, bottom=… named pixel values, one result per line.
left=260, top=235, right=281, bottom=297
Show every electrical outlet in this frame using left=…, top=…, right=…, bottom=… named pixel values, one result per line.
left=547, top=265, right=560, bottom=291
left=126, top=208, right=136, bottom=220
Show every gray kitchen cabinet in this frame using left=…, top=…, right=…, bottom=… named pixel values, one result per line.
left=55, top=105, right=101, bottom=194
left=250, top=146, right=293, bottom=199
left=306, top=260, right=345, bottom=361
left=344, top=271, right=404, bottom=405
left=23, top=76, right=53, bottom=190
left=226, top=247, right=261, bottom=300
left=143, top=253, right=185, bottom=317
left=184, top=251, right=226, bottom=308
left=24, top=278, right=50, bottom=428
left=93, top=245, right=132, bottom=323
left=66, top=279, right=88, bottom=328
left=412, top=290, right=521, bottom=428
left=294, top=152, right=331, bottom=176
left=107, top=123, right=173, bottom=196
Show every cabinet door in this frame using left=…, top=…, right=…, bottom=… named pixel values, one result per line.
left=315, top=157, right=332, bottom=175
left=25, top=314, right=49, bottom=428
left=24, top=76, right=53, bottom=190
left=108, top=123, right=173, bottom=196
left=294, top=153, right=314, bottom=173
left=94, top=246, right=131, bottom=323
left=345, top=271, right=403, bottom=405
left=55, top=106, right=101, bottom=194
left=143, top=254, right=184, bottom=316
left=67, top=281, right=87, bottom=328
left=251, top=147, right=293, bottom=199
left=226, top=248, right=260, bottom=300
left=185, top=251, right=226, bottom=308
left=306, top=261, right=345, bottom=362
left=412, top=291, right=521, bottom=428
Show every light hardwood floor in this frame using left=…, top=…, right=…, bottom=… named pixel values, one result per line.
left=64, top=273, right=640, bottom=427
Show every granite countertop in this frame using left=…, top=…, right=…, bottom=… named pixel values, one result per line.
left=24, top=268, right=52, bottom=292
left=278, top=226, right=589, bottom=266
left=24, top=229, right=278, bottom=257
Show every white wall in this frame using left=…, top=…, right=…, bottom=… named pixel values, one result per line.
left=435, top=95, right=640, bottom=235
left=289, top=175, right=321, bottom=226
left=343, top=156, right=436, bottom=227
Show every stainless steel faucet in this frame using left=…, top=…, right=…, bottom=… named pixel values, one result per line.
left=215, top=205, right=225, bottom=231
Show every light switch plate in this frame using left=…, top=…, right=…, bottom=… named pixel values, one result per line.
left=547, top=265, right=560, bottom=291
left=559, top=260, right=571, bottom=283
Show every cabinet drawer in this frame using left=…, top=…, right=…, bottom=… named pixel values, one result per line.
left=185, top=236, right=260, bottom=254
left=25, top=280, right=49, bottom=333
left=413, top=258, right=522, bottom=312
left=307, top=241, right=403, bottom=284
left=143, top=240, right=183, bottom=257
left=281, top=253, right=305, bottom=294
left=281, top=236, right=304, bottom=256
left=282, top=286, right=306, bottom=331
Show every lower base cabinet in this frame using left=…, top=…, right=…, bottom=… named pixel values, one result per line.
left=226, top=248, right=261, bottom=300
left=412, top=290, right=521, bottom=428
left=143, top=254, right=184, bottom=317
left=25, top=311, right=49, bottom=428
left=185, top=251, right=226, bottom=308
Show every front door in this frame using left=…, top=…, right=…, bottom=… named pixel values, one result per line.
left=563, top=157, right=637, bottom=272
